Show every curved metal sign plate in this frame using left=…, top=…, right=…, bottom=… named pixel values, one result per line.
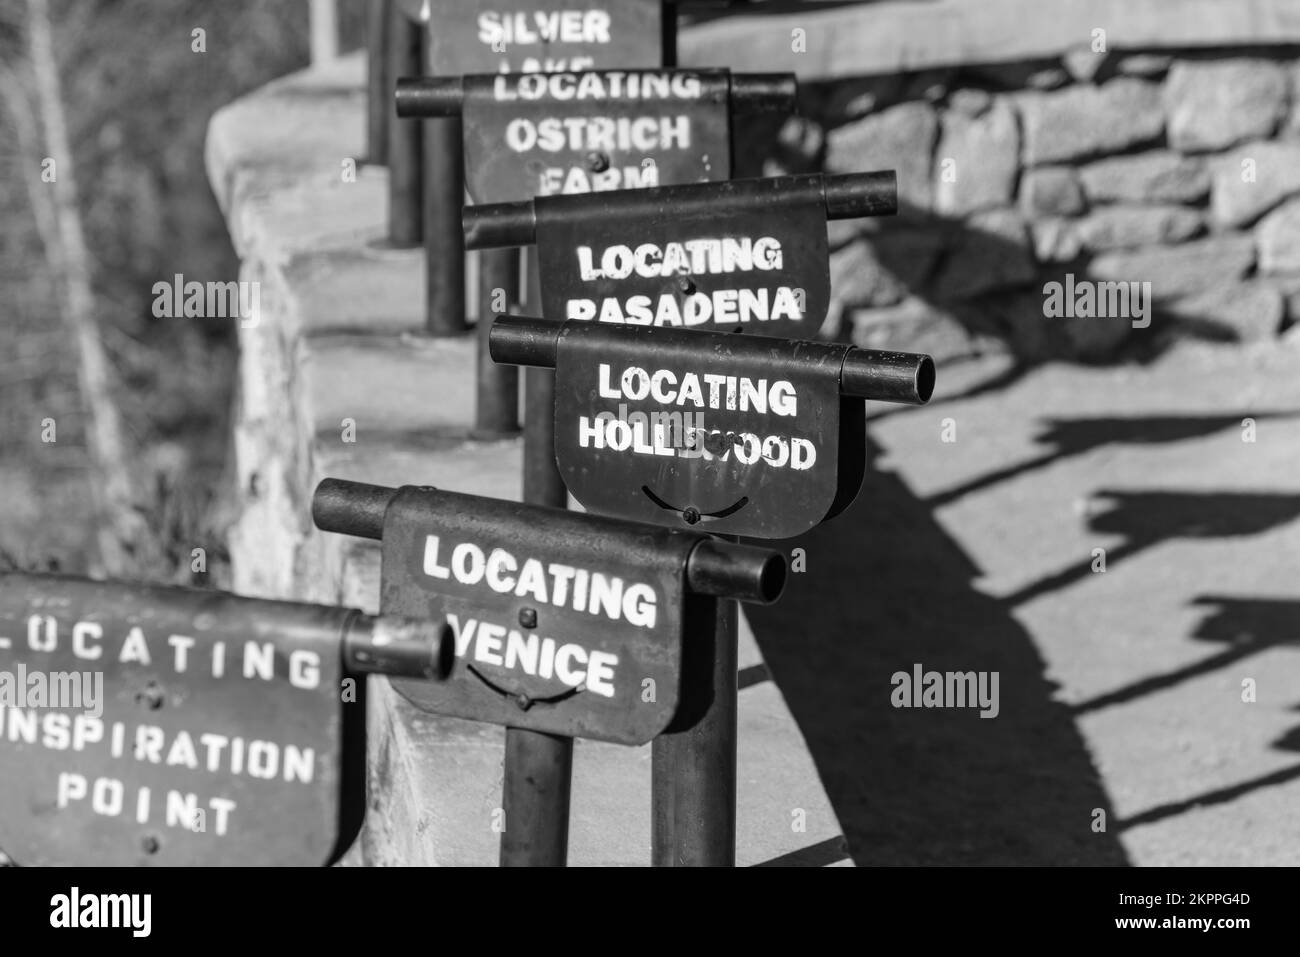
left=535, top=187, right=829, bottom=339
left=0, top=576, right=359, bottom=867
left=461, top=70, right=731, bottom=204
left=551, top=324, right=861, bottom=539
left=381, top=487, right=699, bottom=744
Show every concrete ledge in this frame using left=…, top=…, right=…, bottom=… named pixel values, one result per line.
left=680, top=0, right=1300, bottom=80
left=302, top=333, right=478, bottom=435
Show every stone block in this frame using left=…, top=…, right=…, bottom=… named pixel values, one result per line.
left=1164, top=58, right=1288, bottom=153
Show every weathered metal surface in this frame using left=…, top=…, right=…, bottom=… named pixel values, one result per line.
left=465, top=171, right=897, bottom=339
left=489, top=315, right=934, bottom=539
left=0, top=574, right=448, bottom=867
left=554, top=324, right=851, bottom=538
left=379, top=486, right=697, bottom=745
left=464, top=69, right=733, bottom=203
left=398, top=71, right=795, bottom=203
left=311, top=479, right=784, bottom=743
left=427, top=0, right=663, bottom=76
left=537, top=190, right=825, bottom=341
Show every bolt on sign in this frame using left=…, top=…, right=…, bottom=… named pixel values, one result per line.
left=426, top=0, right=664, bottom=75
left=396, top=70, right=795, bottom=202
left=312, top=480, right=785, bottom=745
left=0, top=574, right=448, bottom=866
left=464, top=171, right=897, bottom=340
left=489, top=316, right=936, bottom=539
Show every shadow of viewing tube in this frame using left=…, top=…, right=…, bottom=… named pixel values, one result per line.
left=312, top=479, right=784, bottom=605
left=464, top=171, right=897, bottom=250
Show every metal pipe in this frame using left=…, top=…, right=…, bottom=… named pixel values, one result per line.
left=312, top=478, right=782, bottom=604
left=0, top=572, right=452, bottom=684
left=365, top=0, right=390, bottom=165
left=343, top=613, right=453, bottom=679
left=464, top=201, right=538, bottom=254
left=502, top=247, right=572, bottom=869
left=312, top=478, right=396, bottom=540
left=653, top=591, right=737, bottom=866
left=729, top=73, right=797, bottom=114
left=823, top=170, right=898, bottom=220
left=520, top=255, right=566, bottom=509
left=386, top=7, right=423, bottom=246
left=841, top=349, right=935, bottom=404
left=686, top=539, right=784, bottom=604
left=423, top=111, right=467, bottom=334
left=464, top=171, right=898, bottom=250
left=488, top=314, right=557, bottom=368
left=395, top=76, right=463, bottom=117
left=500, top=729, right=573, bottom=866
left=397, top=72, right=791, bottom=119
left=491, top=316, right=935, bottom=406
left=474, top=251, right=522, bottom=437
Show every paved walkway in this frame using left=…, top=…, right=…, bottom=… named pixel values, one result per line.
left=748, top=337, right=1300, bottom=865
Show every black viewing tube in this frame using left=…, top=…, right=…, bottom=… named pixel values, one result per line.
left=686, top=539, right=785, bottom=604
left=729, top=73, right=797, bottom=114
left=395, top=76, right=463, bottom=117
left=841, top=349, right=935, bottom=405
left=489, top=314, right=559, bottom=369
left=312, top=478, right=397, bottom=541
left=312, top=478, right=783, bottom=604
left=464, top=171, right=898, bottom=250
left=343, top=614, right=453, bottom=679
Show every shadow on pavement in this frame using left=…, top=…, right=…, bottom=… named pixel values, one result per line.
left=1109, top=598, right=1300, bottom=830
left=1003, top=491, right=1300, bottom=608
left=746, top=437, right=1129, bottom=865
left=1076, top=596, right=1300, bottom=715
left=930, top=413, right=1296, bottom=508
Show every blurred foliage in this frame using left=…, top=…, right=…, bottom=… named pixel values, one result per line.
left=0, top=0, right=365, bottom=581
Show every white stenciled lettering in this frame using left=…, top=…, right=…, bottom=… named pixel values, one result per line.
left=567, top=286, right=803, bottom=327
left=425, top=540, right=659, bottom=628
left=578, top=418, right=818, bottom=471
left=592, top=364, right=798, bottom=416
left=576, top=236, right=783, bottom=280
left=504, top=115, right=690, bottom=154
left=539, top=162, right=656, bottom=195
left=492, top=70, right=699, bottom=101
left=447, top=616, right=619, bottom=698
left=477, top=11, right=612, bottom=48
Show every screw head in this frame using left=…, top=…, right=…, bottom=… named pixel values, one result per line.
left=676, top=275, right=695, bottom=294
left=515, top=693, right=532, bottom=711
left=136, top=682, right=165, bottom=711
left=682, top=507, right=701, bottom=526
left=518, top=607, right=537, bottom=629
left=586, top=151, right=610, bottom=173
left=705, top=431, right=741, bottom=456
left=141, top=835, right=160, bottom=855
